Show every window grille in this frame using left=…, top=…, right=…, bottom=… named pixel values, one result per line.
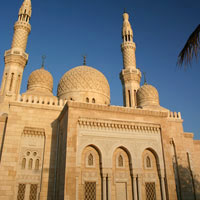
left=29, top=184, right=37, bottom=200
left=85, top=182, right=96, bottom=200
left=17, top=184, right=26, bottom=200
left=145, top=182, right=156, bottom=200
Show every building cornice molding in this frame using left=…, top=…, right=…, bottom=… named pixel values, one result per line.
left=67, top=101, right=168, bottom=118
left=78, top=117, right=161, bottom=133
left=22, top=127, right=45, bottom=137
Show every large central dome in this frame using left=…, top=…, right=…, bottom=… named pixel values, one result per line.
left=57, top=65, right=110, bottom=105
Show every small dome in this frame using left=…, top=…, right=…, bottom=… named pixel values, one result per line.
left=57, top=65, right=110, bottom=105
left=26, top=68, right=53, bottom=96
left=137, top=84, right=159, bottom=108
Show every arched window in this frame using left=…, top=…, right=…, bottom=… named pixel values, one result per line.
left=92, top=98, right=95, bottom=103
left=22, top=158, right=26, bottom=169
left=35, top=159, right=39, bottom=170
left=28, top=158, right=33, bottom=169
left=146, top=156, right=151, bottom=168
left=88, top=153, right=94, bottom=166
left=118, top=155, right=123, bottom=167
left=86, top=97, right=89, bottom=103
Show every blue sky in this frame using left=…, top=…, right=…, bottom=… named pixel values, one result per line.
left=0, top=0, right=200, bottom=139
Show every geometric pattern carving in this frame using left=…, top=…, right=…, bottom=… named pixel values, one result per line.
left=57, top=66, right=110, bottom=98
left=122, top=46, right=136, bottom=68
left=29, top=184, right=37, bottom=200
left=27, top=68, right=53, bottom=92
left=85, top=182, right=96, bottom=200
left=137, top=84, right=159, bottom=107
left=145, top=182, right=156, bottom=200
left=17, top=184, right=26, bottom=200
left=12, top=27, right=29, bottom=51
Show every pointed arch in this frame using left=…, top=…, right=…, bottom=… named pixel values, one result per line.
left=88, top=153, right=94, bottom=166
left=35, top=159, right=39, bottom=170
left=28, top=158, right=33, bottom=169
left=22, top=158, right=26, bottom=169
left=146, top=156, right=151, bottom=168
left=118, top=154, right=124, bottom=167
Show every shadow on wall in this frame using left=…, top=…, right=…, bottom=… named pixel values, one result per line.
left=47, top=120, right=58, bottom=200
left=178, top=164, right=200, bottom=200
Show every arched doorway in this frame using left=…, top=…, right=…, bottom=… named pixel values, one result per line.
left=112, top=147, right=133, bottom=200
left=80, top=145, right=102, bottom=200
left=141, top=148, right=162, bottom=200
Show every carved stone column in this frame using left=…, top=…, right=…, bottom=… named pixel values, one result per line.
left=76, top=176, right=79, bottom=200
left=133, top=174, right=138, bottom=200
left=25, top=184, right=30, bottom=200
left=103, top=174, right=107, bottom=200
left=108, top=175, right=112, bottom=200
left=137, top=174, right=142, bottom=200
left=161, top=176, right=166, bottom=200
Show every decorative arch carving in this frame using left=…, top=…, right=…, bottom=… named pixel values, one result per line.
left=146, top=156, right=152, bottom=168
left=118, top=154, right=124, bottom=167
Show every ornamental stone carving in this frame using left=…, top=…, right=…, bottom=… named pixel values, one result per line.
left=57, top=65, right=110, bottom=105
left=26, top=68, right=53, bottom=96
left=137, top=84, right=159, bottom=107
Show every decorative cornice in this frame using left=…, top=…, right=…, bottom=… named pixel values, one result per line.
left=22, top=127, right=45, bottom=136
left=78, top=117, right=161, bottom=133
left=120, top=70, right=141, bottom=82
left=66, top=101, right=168, bottom=118
left=14, top=21, right=31, bottom=32
left=121, top=42, right=136, bottom=50
left=4, top=50, right=28, bottom=66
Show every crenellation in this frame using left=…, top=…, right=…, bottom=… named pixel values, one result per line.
left=168, top=111, right=182, bottom=120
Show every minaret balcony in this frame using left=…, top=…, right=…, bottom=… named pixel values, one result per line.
left=4, top=49, right=28, bottom=60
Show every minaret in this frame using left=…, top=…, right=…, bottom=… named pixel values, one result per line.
left=0, top=0, right=32, bottom=101
left=120, top=12, right=141, bottom=107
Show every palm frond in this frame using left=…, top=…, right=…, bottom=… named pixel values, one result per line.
left=177, top=24, right=200, bottom=68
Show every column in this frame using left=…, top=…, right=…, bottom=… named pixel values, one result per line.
left=76, top=176, right=79, bottom=200
left=137, top=175, right=142, bottom=200
left=161, top=176, right=166, bottom=200
left=108, top=175, right=112, bottom=200
left=103, top=174, right=107, bottom=200
left=25, top=183, right=30, bottom=199
left=133, top=174, right=138, bottom=200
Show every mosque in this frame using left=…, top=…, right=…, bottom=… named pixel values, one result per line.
left=0, top=0, right=200, bottom=200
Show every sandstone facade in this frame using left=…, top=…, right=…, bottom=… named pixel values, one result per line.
left=0, top=1, right=200, bottom=200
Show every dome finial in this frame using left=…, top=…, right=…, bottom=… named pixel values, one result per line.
left=124, top=8, right=127, bottom=13
left=41, top=55, right=46, bottom=68
left=82, top=55, right=87, bottom=65
left=142, top=71, right=147, bottom=85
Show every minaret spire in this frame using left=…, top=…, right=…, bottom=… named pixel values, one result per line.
left=0, top=0, right=32, bottom=101
left=120, top=12, right=141, bottom=108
